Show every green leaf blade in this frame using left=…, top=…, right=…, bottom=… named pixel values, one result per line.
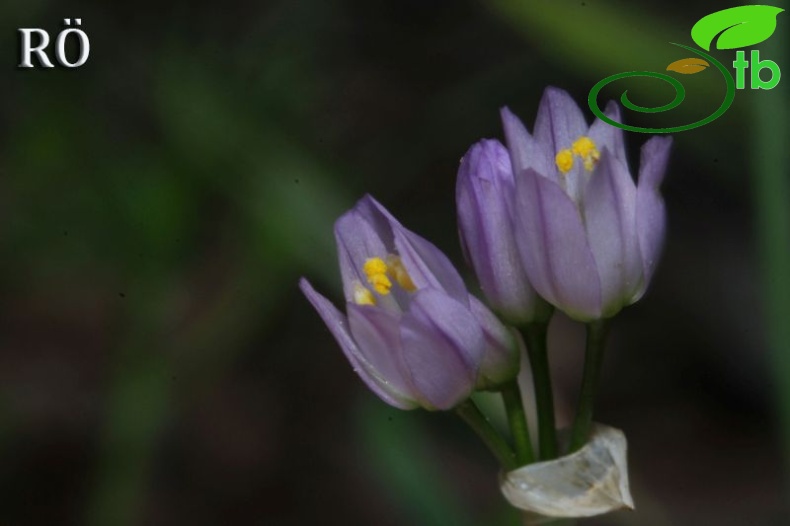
left=691, top=5, right=784, bottom=51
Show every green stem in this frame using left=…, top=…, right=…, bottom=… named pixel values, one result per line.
left=456, top=399, right=517, bottom=470
left=500, top=380, right=535, bottom=466
left=569, top=319, right=611, bottom=452
left=521, top=322, right=557, bottom=460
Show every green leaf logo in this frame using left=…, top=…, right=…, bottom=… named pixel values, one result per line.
left=691, top=5, right=784, bottom=51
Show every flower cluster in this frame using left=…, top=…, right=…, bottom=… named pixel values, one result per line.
left=300, top=87, right=671, bottom=412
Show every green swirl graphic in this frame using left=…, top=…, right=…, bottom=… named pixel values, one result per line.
left=588, top=43, right=736, bottom=133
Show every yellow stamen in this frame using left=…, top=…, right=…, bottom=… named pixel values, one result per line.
left=362, top=255, right=418, bottom=295
left=353, top=282, right=376, bottom=306
left=368, top=273, right=392, bottom=295
left=363, top=257, right=392, bottom=295
left=386, top=255, right=417, bottom=292
left=555, top=149, right=574, bottom=174
left=571, top=136, right=600, bottom=171
left=363, top=258, right=388, bottom=277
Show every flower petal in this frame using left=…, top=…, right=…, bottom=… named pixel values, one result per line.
left=635, top=136, right=672, bottom=293
left=534, top=88, right=591, bottom=198
left=399, top=289, right=483, bottom=410
left=514, top=168, right=602, bottom=320
left=589, top=101, right=627, bottom=164
left=361, top=196, right=469, bottom=302
left=300, top=278, right=418, bottom=409
left=582, top=149, right=641, bottom=316
left=346, top=303, right=418, bottom=400
left=334, top=207, right=390, bottom=303
left=500, top=107, right=552, bottom=180
left=534, top=87, right=589, bottom=160
left=467, top=294, right=519, bottom=390
left=456, top=139, right=541, bottom=322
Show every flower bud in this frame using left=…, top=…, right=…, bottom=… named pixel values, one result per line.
left=456, top=139, right=551, bottom=324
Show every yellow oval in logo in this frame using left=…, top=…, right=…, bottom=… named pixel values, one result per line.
left=666, top=58, right=711, bottom=74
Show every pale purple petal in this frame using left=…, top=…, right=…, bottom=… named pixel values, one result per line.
left=514, top=168, right=602, bottom=320
left=348, top=195, right=397, bottom=250
left=456, top=139, right=541, bottom=322
left=500, top=107, right=552, bottom=180
left=355, top=195, right=469, bottom=302
left=399, top=289, right=483, bottom=410
left=394, top=228, right=469, bottom=303
left=334, top=208, right=389, bottom=303
left=582, top=149, right=641, bottom=315
left=534, top=88, right=591, bottom=196
left=636, top=136, right=672, bottom=293
left=300, top=278, right=418, bottom=409
left=589, top=101, right=627, bottom=164
left=534, top=87, right=589, bottom=160
left=347, top=303, right=418, bottom=393
left=468, top=294, right=519, bottom=390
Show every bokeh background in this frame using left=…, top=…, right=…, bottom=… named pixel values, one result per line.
left=1, top=0, right=788, bottom=524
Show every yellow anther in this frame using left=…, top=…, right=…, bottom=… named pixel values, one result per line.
left=363, top=258, right=388, bottom=278
left=363, top=257, right=392, bottom=295
left=368, top=273, right=392, bottom=295
left=386, top=255, right=417, bottom=292
left=571, top=136, right=597, bottom=158
left=571, top=136, right=600, bottom=171
left=362, top=255, right=417, bottom=295
left=353, top=283, right=376, bottom=306
left=555, top=149, right=574, bottom=174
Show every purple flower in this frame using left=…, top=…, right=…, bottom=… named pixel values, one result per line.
left=300, top=195, right=517, bottom=410
left=500, top=87, right=672, bottom=320
left=457, top=139, right=552, bottom=324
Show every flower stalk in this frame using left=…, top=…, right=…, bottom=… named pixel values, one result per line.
left=569, top=319, right=611, bottom=451
left=501, top=380, right=535, bottom=466
left=456, top=399, right=517, bottom=470
left=521, top=322, right=557, bottom=460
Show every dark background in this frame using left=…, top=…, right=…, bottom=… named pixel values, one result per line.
left=0, top=0, right=788, bottom=524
